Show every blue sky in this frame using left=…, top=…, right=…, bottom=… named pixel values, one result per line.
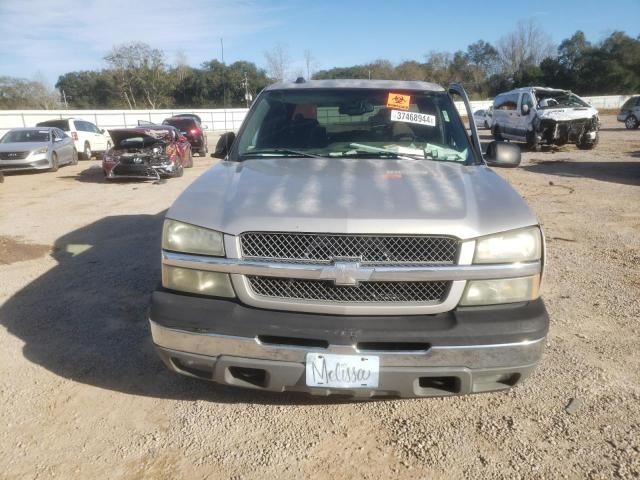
left=0, top=0, right=638, bottom=87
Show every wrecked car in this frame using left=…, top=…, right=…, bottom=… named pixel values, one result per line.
left=492, top=87, right=599, bottom=150
left=148, top=79, right=549, bottom=399
left=103, top=126, right=193, bottom=180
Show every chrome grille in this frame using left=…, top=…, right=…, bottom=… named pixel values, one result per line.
left=248, top=276, right=450, bottom=303
left=240, top=233, right=458, bottom=265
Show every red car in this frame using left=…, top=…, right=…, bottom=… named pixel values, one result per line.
left=103, top=126, right=193, bottom=180
left=162, top=117, right=208, bottom=157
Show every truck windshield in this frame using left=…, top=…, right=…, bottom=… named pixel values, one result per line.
left=235, top=89, right=473, bottom=163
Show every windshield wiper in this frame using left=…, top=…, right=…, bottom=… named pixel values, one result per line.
left=240, top=148, right=327, bottom=159
left=331, top=143, right=420, bottom=161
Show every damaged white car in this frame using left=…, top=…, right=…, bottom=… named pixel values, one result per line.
left=492, top=87, right=599, bottom=151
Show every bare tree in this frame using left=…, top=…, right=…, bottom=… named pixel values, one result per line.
left=0, top=76, right=60, bottom=109
left=498, top=19, right=555, bottom=76
left=105, top=42, right=173, bottom=109
left=303, top=49, right=315, bottom=79
left=174, top=50, right=190, bottom=82
left=264, top=45, right=291, bottom=82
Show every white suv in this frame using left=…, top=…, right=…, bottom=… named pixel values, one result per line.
left=36, top=118, right=112, bottom=159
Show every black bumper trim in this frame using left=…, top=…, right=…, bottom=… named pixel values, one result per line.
left=149, top=290, right=549, bottom=348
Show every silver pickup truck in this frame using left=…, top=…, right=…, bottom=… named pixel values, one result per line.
left=149, top=79, right=548, bottom=398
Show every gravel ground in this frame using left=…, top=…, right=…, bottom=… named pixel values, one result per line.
left=0, top=116, right=639, bottom=479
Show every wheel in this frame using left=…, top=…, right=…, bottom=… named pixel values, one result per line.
left=625, top=116, right=639, bottom=130
left=492, top=125, right=503, bottom=141
left=70, top=149, right=78, bottom=165
left=199, top=147, right=207, bottom=157
left=577, top=132, right=599, bottom=150
left=82, top=142, right=92, bottom=160
left=526, top=130, right=541, bottom=152
left=49, top=152, right=59, bottom=172
left=174, top=163, right=184, bottom=177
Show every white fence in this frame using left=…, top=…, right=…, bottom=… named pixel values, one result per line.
left=0, top=95, right=634, bottom=137
left=0, top=108, right=248, bottom=137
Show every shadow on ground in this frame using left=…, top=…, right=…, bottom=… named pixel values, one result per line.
left=0, top=212, right=361, bottom=405
left=522, top=159, right=640, bottom=186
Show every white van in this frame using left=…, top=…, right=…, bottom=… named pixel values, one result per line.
left=491, top=87, right=599, bottom=150
left=36, top=118, right=112, bottom=159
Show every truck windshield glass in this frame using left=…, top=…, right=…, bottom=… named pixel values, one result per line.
left=236, top=89, right=473, bottom=163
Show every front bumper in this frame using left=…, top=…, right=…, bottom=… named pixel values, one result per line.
left=149, top=291, right=549, bottom=398
left=0, top=158, right=50, bottom=171
left=103, top=159, right=178, bottom=180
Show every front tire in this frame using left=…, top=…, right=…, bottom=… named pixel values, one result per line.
left=174, top=163, right=184, bottom=178
left=49, top=152, right=59, bottom=172
left=577, top=132, right=599, bottom=150
left=70, top=149, right=78, bottom=165
left=625, top=116, right=639, bottom=130
left=83, top=142, right=92, bottom=160
left=492, top=125, right=503, bottom=141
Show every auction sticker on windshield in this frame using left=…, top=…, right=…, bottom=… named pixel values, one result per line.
left=391, top=109, right=436, bottom=126
left=306, top=353, right=379, bottom=389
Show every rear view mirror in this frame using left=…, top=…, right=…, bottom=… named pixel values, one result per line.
left=484, top=141, right=521, bottom=168
left=338, top=101, right=374, bottom=116
left=212, top=132, right=235, bottom=159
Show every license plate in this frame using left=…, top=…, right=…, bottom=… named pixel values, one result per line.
left=305, top=353, right=379, bottom=389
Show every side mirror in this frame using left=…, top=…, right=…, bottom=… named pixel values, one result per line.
left=100, top=129, right=105, bottom=134
left=484, top=141, right=521, bottom=168
left=212, top=132, right=235, bottom=159
left=521, top=104, right=530, bottom=115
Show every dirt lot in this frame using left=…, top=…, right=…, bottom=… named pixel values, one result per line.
left=0, top=116, right=639, bottom=479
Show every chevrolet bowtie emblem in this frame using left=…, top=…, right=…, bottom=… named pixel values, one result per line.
left=320, top=261, right=372, bottom=286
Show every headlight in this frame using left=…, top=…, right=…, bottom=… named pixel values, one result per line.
left=162, top=219, right=225, bottom=256
left=162, top=265, right=235, bottom=297
left=460, top=275, right=540, bottom=306
left=473, top=227, right=541, bottom=264
left=33, top=147, right=48, bottom=155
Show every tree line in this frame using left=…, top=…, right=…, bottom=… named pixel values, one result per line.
left=0, top=20, right=638, bottom=110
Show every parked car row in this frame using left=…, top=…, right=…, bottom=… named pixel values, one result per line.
left=0, top=114, right=209, bottom=181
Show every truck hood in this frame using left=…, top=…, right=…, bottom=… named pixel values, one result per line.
left=168, top=158, right=538, bottom=240
left=537, top=106, right=598, bottom=121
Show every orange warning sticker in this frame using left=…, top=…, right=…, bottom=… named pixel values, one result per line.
left=387, top=92, right=411, bottom=110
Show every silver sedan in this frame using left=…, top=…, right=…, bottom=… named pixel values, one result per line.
left=0, top=127, right=77, bottom=173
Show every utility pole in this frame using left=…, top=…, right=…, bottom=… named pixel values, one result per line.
left=221, top=37, right=226, bottom=108
left=62, top=89, right=68, bottom=109
left=242, top=72, right=251, bottom=108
